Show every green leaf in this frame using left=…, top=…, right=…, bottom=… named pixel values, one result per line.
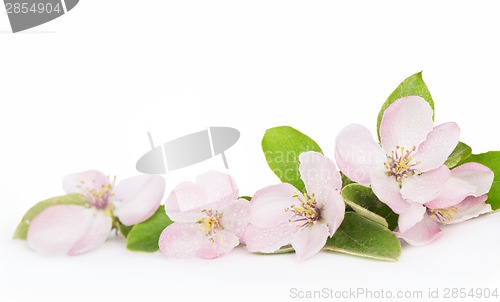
left=377, top=71, right=434, bottom=140
left=444, top=142, right=472, bottom=168
left=324, top=212, right=401, bottom=261
left=254, top=245, right=295, bottom=255
left=459, top=151, right=500, bottom=210
left=126, top=206, right=173, bottom=253
left=13, top=194, right=87, bottom=240
left=262, top=126, right=323, bottom=192
left=117, top=222, right=134, bottom=238
left=239, top=196, right=252, bottom=201
left=341, top=184, right=399, bottom=231
left=341, top=172, right=354, bottom=188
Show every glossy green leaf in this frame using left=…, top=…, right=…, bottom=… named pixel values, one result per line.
left=444, top=142, right=472, bottom=168
left=13, top=194, right=87, bottom=240
left=341, top=172, right=354, bottom=188
left=262, top=126, right=323, bottom=192
left=341, top=183, right=399, bottom=230
left=239, top=196, right=252, bottom=201
left=459, top=151, right=500, bottom=210
left=126, top=206, right=173, bottom=253
left=377, top=71, right=434, bottom=140
left=324, top=212, right=401, bottom=261
left=117, top=222, right=134, bottom=238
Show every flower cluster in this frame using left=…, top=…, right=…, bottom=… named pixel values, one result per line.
left=24, top=170, right=166, bottom=255
left=14, top=74, right=499, bottom=261
left=335, top=96, right=493, bottom=245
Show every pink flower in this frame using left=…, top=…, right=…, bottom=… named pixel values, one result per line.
left=27, top=170, right=166, bottom=255
left=243, top=152, right=345, bottom=261
left=159, top=171, right=249, bottom=259
left=335, top=96, right=494, bottom=245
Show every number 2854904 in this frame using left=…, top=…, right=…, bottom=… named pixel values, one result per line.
left=5, top=2, right=62, bottom=14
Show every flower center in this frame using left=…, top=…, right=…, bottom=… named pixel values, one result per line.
left=285, top=192, right=321, bottom=228
left=197, top=209, right=223, bottom=243
left=78, top=176, right=116, bottom=210
left=428, top=207, right=459, bottom=224
left=384, top=146, right=421, bottom=182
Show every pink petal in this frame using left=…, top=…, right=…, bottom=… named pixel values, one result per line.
left=165, top=171, right=238, bottom=222
left=433, top=195, right=492, bottom=224
left=370, top=169, right=409, bottom=214
left=299, top=152, right=342, bottom=201
left=248, top=183, right=297, bottom=228
left=27, top=205, right=94, bottom=255
left=400, top=165, right=451, bottom=204
left=243, top=223, right=296, bottom=253
left=196, top=230, right=240, bottom=259
left=320, top=190, right=345, bottom=236
left=159, top=223, right=205, bottom=258
left=69, top=211, right=112, bottom=256
left=413, top=122, right=460, bottom=172
left=424, top=177, right=476, bottom=209
left=395, top=215, right=442, bottom=246
left=112, top=175, right=165, bottom=226
left=451, top=162, right=494, bottom=196
left=63, top=170, right=111, bottom=196
left=291, top=223, right=330, bottom=261
left=219, top=198, right=250, bottom=240
left=158, top=223, right=239, bottom=259
left=335, top=124, right=386, bottom=186
left=380, top=96, right=434, bottom=155
left=164, top=182, right=206, bottom=222
left=397, top=202, right=426, bottom=233
left=195, top=171, right=239, bottom=208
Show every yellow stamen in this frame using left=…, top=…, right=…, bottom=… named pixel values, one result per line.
left=286, top=192, right=321, bottom=227
left=197, top=209, right=223, bottom=243
left=428, top=207, right=460, bottom=224
left=385, top=145, right=420, bottom=182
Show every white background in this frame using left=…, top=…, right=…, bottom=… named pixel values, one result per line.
left=1, top=1, right=500, bottom=301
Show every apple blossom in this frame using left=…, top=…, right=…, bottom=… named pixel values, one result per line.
left=159, top=171, right=249, bottom=259
left=243, top=151, right=345, bottom=261
left=335, top=96, right=493, bottom=245
left=27, top=170, right=165, bottom=255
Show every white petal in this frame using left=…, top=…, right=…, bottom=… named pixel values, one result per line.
left=63, top=170, right=111, bottom=196
left=196, top=230, right=240, bottom=259
left=112, top=175, right=165, bottom=226
left=320, top=190, right=345, bottom=236
left=27, top=205, right=94, bottom=255
left=159, top=223, right=205, bottom=258
left=165, top=171, right=238, bottom=222
left=219, top=198, right=250, bottom=239
left=380, top=96, right=434, bottom=154
left=395, top=215, right=442, bottom=246
left=69, top=211, right=112, bottom=255
left=291, top=223, right=330, bottom=261
left=397, top=202, right=426, bottom=233
left=248, top=183, right=297, bottom=228
left=451, top=162, right=494, bottom=196
left=335, top=124, right=386, bottom=186
left=370, top=169, right=409, bottom=214
left=164, top=182, right=207, bottom=222
left=413, top=122, right=460, bottom=172
left=194, top=170, right=239, bottom=208
left=425, top=177, right=476, bottom=209
left=299, top=152, right=342, bottom=201
left=400, top=165, right=451, bottom=204
left=434, top=195, right=492, bottom=225
left=243, top=223, right=296, bottom=254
